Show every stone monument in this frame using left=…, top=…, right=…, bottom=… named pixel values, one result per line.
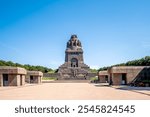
left=58, top=35, right=90, bottom=80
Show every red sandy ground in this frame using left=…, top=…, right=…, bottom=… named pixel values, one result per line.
left=0, top=83, right=150, bottom=100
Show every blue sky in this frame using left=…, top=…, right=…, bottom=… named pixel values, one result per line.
left=0, top=0, right=150, bottom=69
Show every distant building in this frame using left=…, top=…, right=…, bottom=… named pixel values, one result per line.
left=58, top=35, right=92, bottom=80
left=26, top=71, right=43, bottom=84
left=0, top=66, right=26, bottom=86
left=98, top=71, right=109, bottom=83
left=98, top=66, right=150, bottom=85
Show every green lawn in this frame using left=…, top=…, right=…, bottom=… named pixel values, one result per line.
left=42, top=77, right=57, bottom=80
left=90, top=77, right=99, bottom=81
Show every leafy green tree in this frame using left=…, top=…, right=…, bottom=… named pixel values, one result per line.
left=0, top=60, right=54, bottom=73
left=98, top=56, right=150, bottom=71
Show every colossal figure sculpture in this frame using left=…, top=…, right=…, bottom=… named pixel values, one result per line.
left=58, top=35, right=90, bottom=80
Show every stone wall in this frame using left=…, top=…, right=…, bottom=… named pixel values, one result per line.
left=110, top=66, right=145, bottom=73
left=26, top=75, right=41, bottom=84
left=7, top=74, right=25, bottom=86
left=99, top=75, right=108, bottom=83
left=8, top=74, right=17, bottom=86
left=22, top=75, right=26, bottom=85
left=43, top=72, right=97, bottom=80
left=16, top=75, right=21, bottom=86
left=0, top=66, right=26, bottom=74
left=26, top=75, right=30, bottom=83
left=110, top=66, right=150, bottom=85
left=0, top=74, right=2, bottom=86
left=26, top=71, right=43, bottom=84
left=0, top=74, right=25, bottom=86
left=112, top=73, right=122, bottom=85
left=126, top=70, right=140, bottom=84
left=43, top=73, right=60, bottom=78
left=38, top=76, right=42, bottom=83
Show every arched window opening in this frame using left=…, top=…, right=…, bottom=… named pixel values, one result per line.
left=71, top=58, right=78, bottom=67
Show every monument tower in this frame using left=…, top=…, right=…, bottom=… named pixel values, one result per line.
left=58, top=35, right=90, bottom=80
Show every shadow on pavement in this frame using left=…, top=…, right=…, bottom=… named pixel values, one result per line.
left=115, top=86, right=150, bottom=91
left=115, top=86, right=150, bottom=97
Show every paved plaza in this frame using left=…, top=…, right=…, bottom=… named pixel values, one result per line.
left=0, top=83, right=150, bottom=100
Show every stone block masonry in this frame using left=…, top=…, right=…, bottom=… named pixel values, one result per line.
left=26, top=71, right=43, bottom=84
left=0, top=66, right=26, bottom=86
left=58, top=35, right=92, bottom=80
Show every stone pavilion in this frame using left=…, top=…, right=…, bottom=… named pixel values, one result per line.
left=26, top=71, right=43, bottom=84
left=0, top=66, right=26, bottom=86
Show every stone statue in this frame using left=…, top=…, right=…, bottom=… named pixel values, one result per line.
left=72, top=69, right=77, bottom=78
left=67, top=41, right=70, bottom=48
left=77, top=40, right=82, bottom=47
left=71, top=34, right=77, bottom=39
left=66, top=34, right=82, bottom=48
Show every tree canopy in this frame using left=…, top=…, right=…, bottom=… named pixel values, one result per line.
left=98, top=56, right=150, bottom=71
left=0, top=60, right=53, bottom=73
left=1, top=56, right=150, bottom=73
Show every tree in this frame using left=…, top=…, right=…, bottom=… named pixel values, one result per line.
left=98, top=56, right=150, bottom=71
left=0, top=60, right=54, bottom=73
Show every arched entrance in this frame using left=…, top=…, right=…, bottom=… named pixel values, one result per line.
left=71, top=58, right=78, bottom=67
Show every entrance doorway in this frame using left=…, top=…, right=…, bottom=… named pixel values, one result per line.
left=71, top=58, right=78, bottom=67
left=20, top=75, right=22, bottom=85
left=30, top=76, right=34, bottom=83
left=121, top=73, right=127, bottom=85
left=3, top=74, right=8, bottom=86
left=105, top=76, right=108, bottom=83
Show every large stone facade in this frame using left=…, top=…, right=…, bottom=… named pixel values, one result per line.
left=58, top=35, right=91, bottom=80
left=98, top=66, right=150, bottom=85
